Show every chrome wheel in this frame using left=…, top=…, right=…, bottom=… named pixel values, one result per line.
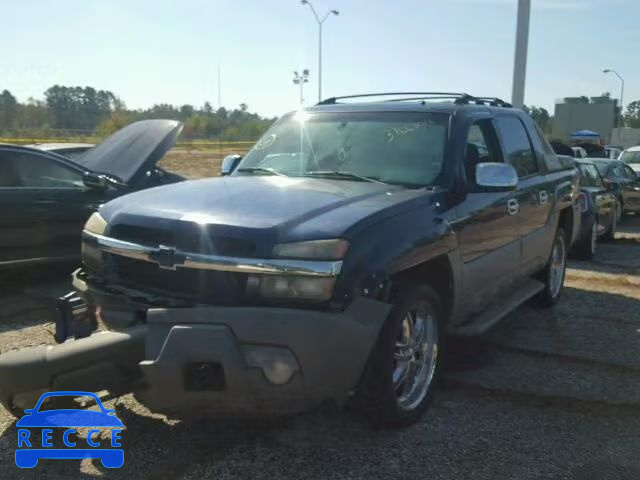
left=392, top=309, right=438, bottom=412
left=548, top=234, right=566, bottom=298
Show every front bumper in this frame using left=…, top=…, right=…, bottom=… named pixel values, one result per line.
left=138, top=297, right=388, bottom=416
left=0, top=273, right=390, bottom=417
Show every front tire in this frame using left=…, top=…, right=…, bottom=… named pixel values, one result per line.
left=351, top=284, right=443, bottom=427
left=536, top=228, right=567, bottom=307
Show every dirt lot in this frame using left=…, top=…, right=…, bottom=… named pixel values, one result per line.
left=0, top=214, right=639, bottom=479
left=159, top=146, right=252, bottom=179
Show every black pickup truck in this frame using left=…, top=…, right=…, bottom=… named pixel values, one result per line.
left=0, top=93, right=579, bottom=427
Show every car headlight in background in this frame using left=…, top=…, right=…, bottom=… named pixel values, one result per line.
left=82, top=212, right=107, bottom=270
left=272, top=239, right=349, bottom=260
left=84, top=212, right=107, bottom=236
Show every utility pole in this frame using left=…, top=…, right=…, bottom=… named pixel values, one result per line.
left=511, top=0, right=531, bottom=109
left=603, top=69, right=624, bottom=130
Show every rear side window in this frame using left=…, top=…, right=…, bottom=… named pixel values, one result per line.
left=495, top=116, right=539, bottom=177
left=579, top=164, right=604, bottom=188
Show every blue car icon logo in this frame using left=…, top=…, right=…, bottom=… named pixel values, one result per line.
left=15, top=391, right=124, bottom=469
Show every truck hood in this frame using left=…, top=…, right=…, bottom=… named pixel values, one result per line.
left=100, top=176, right=436, bottom=251
left=80, top=119, right=183, bottom=185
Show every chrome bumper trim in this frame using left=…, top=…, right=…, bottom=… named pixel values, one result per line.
left=82, top=231, right=343, bottom=277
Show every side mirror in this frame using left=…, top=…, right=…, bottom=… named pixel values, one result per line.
left=83, top=172, right=108, bottom=191
left=475, top=163, right=518, bottom=191
left=221, top=154, right=242, bottom=176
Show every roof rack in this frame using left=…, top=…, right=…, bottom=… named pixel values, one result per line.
left=316, top=92, right=512, bottom=108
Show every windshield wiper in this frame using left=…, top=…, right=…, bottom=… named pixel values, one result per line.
left=236, top=167, right=286, bottom=176
left=303, top=170, right=385, bottom=184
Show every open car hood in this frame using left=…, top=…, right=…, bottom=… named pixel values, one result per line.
left=80, top=119, right=183, bottom=185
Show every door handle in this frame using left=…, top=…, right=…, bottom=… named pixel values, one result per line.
left=539, top=190, right=549, bottom=205
left=507, top=198, right=520, bottom=216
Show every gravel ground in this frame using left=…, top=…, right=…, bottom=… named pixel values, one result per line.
left=0, top=217, right=639, bottom=479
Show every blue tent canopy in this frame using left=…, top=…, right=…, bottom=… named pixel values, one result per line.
left=570, top=129, right=600, bottom=138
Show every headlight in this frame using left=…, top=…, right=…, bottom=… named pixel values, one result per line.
left=251, top=275, right=336, bottom=301
left=272, top=239, right=348, bottom=260
left=84, top=212, right=107, bottom=235
left=82, top=212, right=107, bottom=271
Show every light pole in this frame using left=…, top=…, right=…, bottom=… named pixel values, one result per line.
left=511, top=0, right=531, bottom=109
left=300, top=0, right=339, bottom=102
left=293, top=69, right=310, bottom=105
left=603, top=68, right=624, bottom=130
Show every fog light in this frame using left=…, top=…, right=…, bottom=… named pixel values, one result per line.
left=242, top=346, right=300, bottom=385
left=256, top=275, right=336, bottom=301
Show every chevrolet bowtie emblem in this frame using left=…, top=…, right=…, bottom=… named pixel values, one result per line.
left=149, top=245, right=185, bottom=270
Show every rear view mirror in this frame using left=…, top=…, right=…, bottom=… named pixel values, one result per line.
left=221, top=154, right=242, bottom=176
left=475, top=163, right=518, bottom=191
left=83, top=172, right=108, bottom=191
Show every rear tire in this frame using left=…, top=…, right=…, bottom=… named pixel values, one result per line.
left=536, top=228, right=567, bottom=307
left=602, top=201, right=619, bottom=241
left=573, top=220, right=597, bottom=260
left=350, top=284, right=443, bottom=427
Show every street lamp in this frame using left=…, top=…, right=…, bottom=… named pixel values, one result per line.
left=293, top=69, right=310, bottom=105
left=300, top=0, right=339, bottom=102
left=603, top=68, right=625, bottom=130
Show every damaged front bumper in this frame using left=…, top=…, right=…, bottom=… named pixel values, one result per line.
left=0, top=273, right=390, bottom=417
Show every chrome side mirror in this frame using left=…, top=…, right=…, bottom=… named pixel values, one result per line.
left=221, top=154, right=242, bottom=176
left=475, top=163, right=518, bottom=191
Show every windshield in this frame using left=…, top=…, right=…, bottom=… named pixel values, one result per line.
left=620, top=151, right=640, bottom=164
left=235, top=111, right=449, bottom=187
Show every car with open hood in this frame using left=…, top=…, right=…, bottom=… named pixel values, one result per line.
left=0, top=119, right=184, bottom=270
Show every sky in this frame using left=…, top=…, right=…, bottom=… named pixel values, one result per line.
left=2, top=0, right=639, bottom=117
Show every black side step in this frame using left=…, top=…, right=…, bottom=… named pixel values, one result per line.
left=452, top=279, right=545, bottom=336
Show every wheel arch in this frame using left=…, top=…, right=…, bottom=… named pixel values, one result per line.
left=387, top=254, right=455, bottom=322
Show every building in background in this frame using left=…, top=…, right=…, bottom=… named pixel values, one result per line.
left=552, top=96, right=616, bottom=143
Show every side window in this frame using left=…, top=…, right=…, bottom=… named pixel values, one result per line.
left=0, top=152, right=20, bottom=187
left=534, top=124, right=554, bottom=155
left=11, top=152, right=84, bottom=188
left=579, top=165, right=603, bottom=188
left=495, top=116, right=539, bottom=177
left=612, top=165, right=625, bottom=178
left=465, top=119, right=504, bottom=184
left=623, top=165, right=638, bottom=181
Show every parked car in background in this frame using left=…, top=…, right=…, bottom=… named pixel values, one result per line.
left=0, top=93, right=580, bottom=427
left=620, top=146, right=640, bottom=173
left=0, top=120, right=184, bottom=271
left=27, top=142, right=95, bottom=161
left=571, top=146, right=587, bottom=158
left=592, top=159, right=640, bottom=216
left=570, top=158, right=617, bottom=259
left=604, top=146, right=623, bottom=160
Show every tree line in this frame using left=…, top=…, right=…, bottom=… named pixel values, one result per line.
left=2, top=85, right=640, bottom=141
left=0, top=85, right=276, bottom=140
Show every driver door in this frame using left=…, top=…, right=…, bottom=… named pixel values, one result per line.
left=0, top=148, right=105, bottom=266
